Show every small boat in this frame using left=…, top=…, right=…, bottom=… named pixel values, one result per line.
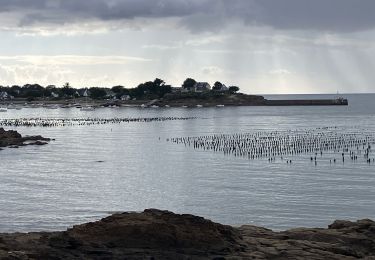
left=216, top=104, right=225, bottom=107
left=196, top=104, right=203, bottom=108
left=0, top=107, right=7, bottom=112
left=164, top=105, right=170, bottom=108
left=80, top=106, right=95, bottom=111
left=8, top=105, right=23, bottom=110
left=46, top=105, right=59, bottom=109
left=140, top=104, right=147, bottom=108
left=151, top=105, right=159, bottom=108
left=181, top=105, right=188, bottom=108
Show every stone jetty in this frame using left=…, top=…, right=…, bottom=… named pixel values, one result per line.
left=0, top=128, right=51, bottom=148
left=264, top=98, right=348, bottom=106
left=157, top=93, right=348, bottom=107
left=0, top=209, right=374, bottom=259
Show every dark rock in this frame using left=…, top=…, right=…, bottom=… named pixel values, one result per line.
left=0, top=128, right=51, bottom=149
left=0, top=210, right=374, bottom=259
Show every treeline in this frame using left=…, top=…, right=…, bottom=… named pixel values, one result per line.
left=0, top=78, right=239, bottom=101
left=0, top=78, right=172, bottom=100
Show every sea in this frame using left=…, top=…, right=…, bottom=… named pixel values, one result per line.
left=0, top=93, right=374, bottom=232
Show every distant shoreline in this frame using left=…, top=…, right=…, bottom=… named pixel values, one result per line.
left=0, top=93, right=348, bottom=107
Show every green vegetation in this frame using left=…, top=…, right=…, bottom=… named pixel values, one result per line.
left=0, top=78, right=240, bottom=101
left=229, top=86, right=240, bottom=93
left=182, top=78, right=196, bottom=91
left=213, top=81, right=223, bottom=91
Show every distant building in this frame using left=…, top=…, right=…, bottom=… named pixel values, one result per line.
left=171, top=87, right=182, bottom=93
left=51, top=92, right=59, bottom=98
left=0, top=91, right=9, bottom=99
left=104, top=89, right=116, bottom=99
left=121, top=95, right=131, bottom=101
left=219, top=84, right=229, bottom=92
left=82, top=89, right=90, bottom=97
left=194, top=82, right=211, bottom=92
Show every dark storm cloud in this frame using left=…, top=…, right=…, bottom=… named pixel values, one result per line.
left=253, top=0, right=375, bottom=32
left=1, top=0, right=375, bottom=32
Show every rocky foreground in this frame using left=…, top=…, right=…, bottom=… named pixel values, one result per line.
left=0, top=128, right=51, bottom=149
left=0, top=209, right=374, bottom=259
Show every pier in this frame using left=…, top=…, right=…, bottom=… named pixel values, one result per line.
left=264, top=98, right=348, bottom=106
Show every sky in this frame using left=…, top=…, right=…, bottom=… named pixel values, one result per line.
left=1, top=0, right=375, bottom=94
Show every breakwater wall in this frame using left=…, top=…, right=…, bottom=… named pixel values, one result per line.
left=264, top=98, right=348, bottom=106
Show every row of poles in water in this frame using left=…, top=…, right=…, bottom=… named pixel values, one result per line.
left=0, top=117, right=197, bottom=127
left=169, top=128, right=375, bottom=165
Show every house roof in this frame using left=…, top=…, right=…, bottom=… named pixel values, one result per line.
left=194, top=82, right=211, bottom=89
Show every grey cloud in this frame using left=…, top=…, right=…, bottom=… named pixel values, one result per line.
left=1, top=0, right=375, bottom=32
left=252, top=0, right=375, bottom=32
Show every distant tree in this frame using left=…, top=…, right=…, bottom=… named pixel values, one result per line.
left=129, top=87, right=143, bottom=99
left=129, top=78, right=171, bottom=99
left=111, top=85, right=125, bottom=94
left=182, top=78, right=196, bottom=90
left=61, top=82, right=75, bottom=97
left=153, top=78, right=165, bottom=87
left=45, top=85, right=58, bottom=97
left=213, top=81, right=223, bottom=91
left=46, top=85, right=57, bottom=90
left=154, top=78, right=172, bottom=98
left=229, top=86, right=240, bottom=94
left=111, top=85, right=130, bottom=99
left=9, top=85, right=22, bottom=97
left=21, top=84, right=44, bottom=98
left=89, top=87, right=107, bottom=99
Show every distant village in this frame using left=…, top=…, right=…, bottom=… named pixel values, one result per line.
left=0, top=78, right=240, bottom=102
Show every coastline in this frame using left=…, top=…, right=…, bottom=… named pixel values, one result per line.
left=0, top=93, right=348, bottom=108
left=0, top=209, right=373, bottom=259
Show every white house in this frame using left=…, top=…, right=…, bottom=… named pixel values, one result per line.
left=194, top=82, right=211, bottom=92
left=0, top=91, right=9, bottom=100
left=219, top=84, right=229, bottom=92
left=51, top=92, right=59, bottom=98
left=83, top=89, right=90, bottom=97
left=121, top=95, right=131, bottom=101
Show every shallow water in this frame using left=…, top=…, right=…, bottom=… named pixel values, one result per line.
left=1, top=93, right=374, bottom=232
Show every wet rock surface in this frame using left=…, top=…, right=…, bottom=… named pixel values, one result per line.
left=0, top=128, right=51, bottom=148
left=0, top=209, right=374, bottom=259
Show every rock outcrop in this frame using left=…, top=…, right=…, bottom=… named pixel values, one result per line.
left=0, top=209, right=374, bottom=259
left=0, top=128, right=51, bottom=149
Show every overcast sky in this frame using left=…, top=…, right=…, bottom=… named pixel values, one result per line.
left=1, top=0, right=375, bottom=94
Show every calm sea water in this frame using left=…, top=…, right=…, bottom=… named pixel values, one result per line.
left=1, top=93, right=374, bottom=232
